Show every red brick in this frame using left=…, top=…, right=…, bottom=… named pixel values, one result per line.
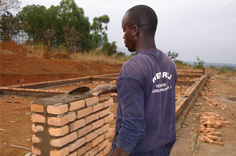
left=32, top=124, right=44, bottom=132
left=85, top=97, right=99, bottom=106
left=84, top=146, right=99, bottom=156
left=77, top=107, right=92, bottom=119
left=103, top=142, right=112, bottom=155
left=104, top=114, right=114, bottom=123
left=32, top=146, right=41, bottom=155
left=77, top=143, right=92, bottom=155
left=78, top=124, right=92, bottom=137
left=48, top=125, right=69, bottom=136
left=31, top=113, right=46, bottom=123
left=92, top=103, right=105, bottom=113
left=47, top=104, right=68, bottom=115
left=99, top=108, right=110, bottom=118
left=98, top=139, right=109, bottom=151
left=96, top=150, right=104, bottom=156
left=50, top=146, right=69, bottom=156
left=85, top=130, right=99, bottom=142
left=70, top=100, right=85, bottom=111
left=32, top=134, right=41, bottom=143
left=68, top=151, right=77, bottom=156
left=104, top=98, right=114, bottom=107
left=85, top=113, right=99, bottom=124
left=48, top=112, right=76, bottom=126
left=92, top=119, right=104, bottom=130
left=98, top=124, right=109, bottom=135
left=92, top=134, right=104, bottom=147
left=69, top=137, right=86, bottom=152
left=50, top=132, right=77, bottom=147
left=70, top=119, right=85, bottom=132
left=104, top=128, right=114, bottom=139
left=31, top=104, right=44, bottom=113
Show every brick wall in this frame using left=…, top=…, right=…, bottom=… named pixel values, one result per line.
left=31, top=93, right=114, bottom=156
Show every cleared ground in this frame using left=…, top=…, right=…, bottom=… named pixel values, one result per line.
left=1, top=42, right=236, bottom=155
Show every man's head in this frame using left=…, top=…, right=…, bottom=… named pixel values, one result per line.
left=122, top=5, right=158, bottom=52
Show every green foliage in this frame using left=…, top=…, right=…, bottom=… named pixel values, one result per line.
left=0, top=0, right=22, bottom=41
left=59, top=0, right=91, bottom=51
left=166, top=51, right=178, bottom=60
left=18, top=5, right=47, bottom=42
left=174, top=60, right=187, bottom=65
left=101, top=41, right=117, bottom=56
left=218, top=67, right=227, bottom=74
left=0, top=11, right=21, bottom=41
left=116, top=52, right=126, bottom=57
left=0, top=0, right=21, bottom=15
left=90, top=15, right=110, bottom=49
left=210, top=65, right=217, bottom=69
left=193, top=57, right=205, bottom=69
left=2, top=0, right=116, bottom=53
left=18, top=0, right=91, bottom=51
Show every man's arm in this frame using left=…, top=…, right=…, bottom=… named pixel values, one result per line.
left=112, top=77, right=145, bottom=154
left=112, top=147, right=130, bottom=156
left=91, top=84, right=117, bottom=96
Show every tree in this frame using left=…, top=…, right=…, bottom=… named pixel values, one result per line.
left=0, top=0, right=21, bottom=15
left=0, top=11, right=21, bottom=41
left=63, top=26, right=82, bottom=52
left=193, top=57, right=205, bottom=69
left=0, top=0, right=22, bottom=41
left=18, top=5, right=47, bottom=43
left=102, top=41, right=117, bottom=56
left=59, top=0, right=90, bottom=51
left=166, top=50, right=178, bottom=60
left=91, top=15, right=109, bottom=49
left=43, top=5, right=60, bottom=46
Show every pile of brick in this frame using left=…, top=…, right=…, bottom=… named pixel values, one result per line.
left=203, top=97, right=228, bottom=110
left=199, top=112, right=230, bottom=146
left=31, top=94, right=114, bottom=156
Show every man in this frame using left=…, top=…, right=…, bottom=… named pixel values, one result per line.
left=93, top=5, right=177, bottom=156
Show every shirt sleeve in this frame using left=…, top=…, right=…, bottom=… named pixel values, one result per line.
left=116, top=76, right=146, bottom=151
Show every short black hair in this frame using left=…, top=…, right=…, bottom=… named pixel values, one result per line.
left=126, top=5, right=158, bottom=36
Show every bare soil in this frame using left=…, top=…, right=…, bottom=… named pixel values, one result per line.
left=171, top=75, right=236, bottom=156
left=1, top=42, right=236, bottom=155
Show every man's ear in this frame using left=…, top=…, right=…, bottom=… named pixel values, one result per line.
left=132, top=25, right=139, bottom=36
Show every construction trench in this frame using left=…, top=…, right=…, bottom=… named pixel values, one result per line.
left=0, top=69, right=207, bottom=156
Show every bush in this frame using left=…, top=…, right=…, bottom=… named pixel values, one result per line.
left=219, top=67, right=227, bottom=74
left=193, top=57, right=205, bottom=69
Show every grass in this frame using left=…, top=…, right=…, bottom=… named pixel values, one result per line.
left=69, top=49, right=128, bottom=64
left=2, top=42, right=235, bottom=77
left=24, top=44, right=127, bottom=64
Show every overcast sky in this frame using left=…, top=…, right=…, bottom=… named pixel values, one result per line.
left=20, top=0, right=236, bottom=64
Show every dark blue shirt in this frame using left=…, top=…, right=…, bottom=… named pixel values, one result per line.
left=110, top=49, right=177, bottom=155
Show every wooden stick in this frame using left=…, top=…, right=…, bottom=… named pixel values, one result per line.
left=10, top=144, right=31, bottom=151
left=193, top=135, right=200, bottom=156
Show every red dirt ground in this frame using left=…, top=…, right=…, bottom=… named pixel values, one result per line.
left=1, top=42, right=236, bottom=156
left=0, top=53, right=122, bottom=86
